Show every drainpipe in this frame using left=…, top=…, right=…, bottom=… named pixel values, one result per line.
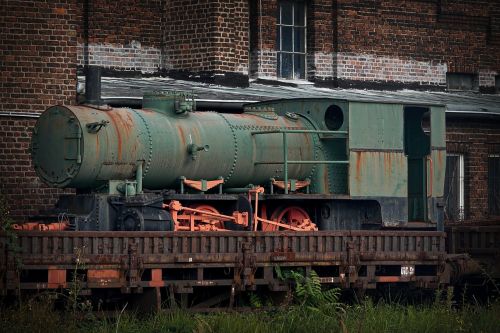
left=82, top=0, right=102, bottom=105
left=85, top=65, right=102, bottom=105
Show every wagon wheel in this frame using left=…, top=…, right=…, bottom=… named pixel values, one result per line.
left=262, top=206, right=316, bottom=231
left=186, top=204, right=225, bottom=231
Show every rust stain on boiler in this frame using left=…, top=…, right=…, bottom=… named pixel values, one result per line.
left=116, top=109, right=134, bottom=139
left=106, top=110, right=124, bottom=160
left=177, top=125, right=186, bottom=146
left=95, top=133, right=99, bottom=156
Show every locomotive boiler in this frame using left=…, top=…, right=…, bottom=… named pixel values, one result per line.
left=27, top=92, right=447, bottom=232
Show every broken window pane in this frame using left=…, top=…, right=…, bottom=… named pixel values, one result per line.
left=294, top=54, right=305, bottom=79
left=281, top=53, right=293, bottom=79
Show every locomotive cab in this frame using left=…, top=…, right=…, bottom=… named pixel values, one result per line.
left=251, top=98, right=446, bottom=231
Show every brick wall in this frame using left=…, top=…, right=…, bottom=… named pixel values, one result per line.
left=249, top=0, right=278, bottom=79
left=306, top=0, right=335, bottom=81
left=0, top=0, right=77, bottom=221
left=250, top=0, right=499, bottom=89
left=76, top=0, right=250, bottom=83
left=0, top=0, right=77, bottom=112
left=77, top=0, right=164, bottom=75
left=335, top=53, right=447, bottom=87
left=335, top=0, right=499, bottom=90
left=0, top=117, right=75, bottom=221
left=446, top=119, right=500, bottom=221
left=165, top=0, right=249, bottom=86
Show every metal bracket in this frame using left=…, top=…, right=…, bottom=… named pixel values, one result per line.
left=179, top=176, right=224, bottom=193
left=235, top=241, right=256, bottom=291
left=340, top=240, right=360, bottom=288
left=187, top=143, right=209, bottom=160
left=86, top=120, right=109, bottom=133
left=123, top=241, right=143, bottom=292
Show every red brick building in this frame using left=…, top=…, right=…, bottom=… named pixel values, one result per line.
left=1, top=0, right=499, bottom=222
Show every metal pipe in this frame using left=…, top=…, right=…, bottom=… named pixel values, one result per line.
left=136, top=161, right=143, bottom=194
left=252, top=129, right=348, bottom=135
left=0, top=112, right=40, bottom=118
left=104, top=98, right=142, bottom=108
left=283, top=132, right=288, bottom=194
left=255, top=160, right=349, bottom=165
left=101, top=98, right=250, bottom=112
left=180, top=206, right=236, bottom=221
left=85, top=65, right=102, bottom=104
left=224, top=187, right=253, bottom=193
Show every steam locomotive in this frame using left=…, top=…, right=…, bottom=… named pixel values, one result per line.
left=26, top=91, right=446, bottom=232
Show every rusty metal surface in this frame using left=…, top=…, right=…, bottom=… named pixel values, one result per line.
left=446, top=225, right=500, bottom=255
left=446, top=225, right=500, bottom=280
left=0, top=230, right=448, bottom=294
left=2, top=230, right=445, bottom=260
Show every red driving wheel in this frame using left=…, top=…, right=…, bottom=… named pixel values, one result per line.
left=263, top=206, right=312, bottom=231
left=187, top=204, right=225, bottom=230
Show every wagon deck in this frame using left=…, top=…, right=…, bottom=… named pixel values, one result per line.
left=1, top=230, right=448, bottom=307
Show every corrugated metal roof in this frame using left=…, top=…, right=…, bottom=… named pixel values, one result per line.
left=89, top=76, right=500, bottom=116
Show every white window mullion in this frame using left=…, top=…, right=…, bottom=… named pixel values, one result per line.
left=447, top=153, right=465, bottom=221
left=458, top=154, right=465, bottom=221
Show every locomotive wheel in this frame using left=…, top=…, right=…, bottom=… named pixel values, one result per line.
left=186, top=204, right=225, bottom=230
left=263, top=206, right=313, bottom=231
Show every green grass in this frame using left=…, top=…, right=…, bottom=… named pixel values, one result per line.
left=2, top=271, right=498, bottom=332
left=1, top=296, right=499, bottom=333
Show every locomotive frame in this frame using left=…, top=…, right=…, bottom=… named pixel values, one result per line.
left=2, top=94, right=494, bottom=309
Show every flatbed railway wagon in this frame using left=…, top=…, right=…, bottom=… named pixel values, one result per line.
left=1, top=93, right=489, bottom=309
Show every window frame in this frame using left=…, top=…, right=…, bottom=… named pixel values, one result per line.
left=446, top=73, right=478, bottom=91
left=444, top=153, right=465, bottom=222
left=276, top=0, right=307, bottom=80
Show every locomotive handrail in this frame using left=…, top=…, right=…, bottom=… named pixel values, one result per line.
left=251, top=129, right=348, bottom=135
left=254, top=161, right=349, bottom=164
left=251, top=129, right=349, bottom=194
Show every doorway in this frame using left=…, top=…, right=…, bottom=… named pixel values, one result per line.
left=404, top=107, right=430, bottom=221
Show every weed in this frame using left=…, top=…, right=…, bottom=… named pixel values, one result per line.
left=248, top=292, right=263, bottom=308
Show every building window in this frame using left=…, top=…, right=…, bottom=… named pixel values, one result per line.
left=489, top=154, right=500, bottom=216
left=446, top=73, right=478, bottom=91
left=495, top=75, right=500, bottom=94
left=277, top=0, right=306, bottom=80
left=444, top=153, right=465, bottom=221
